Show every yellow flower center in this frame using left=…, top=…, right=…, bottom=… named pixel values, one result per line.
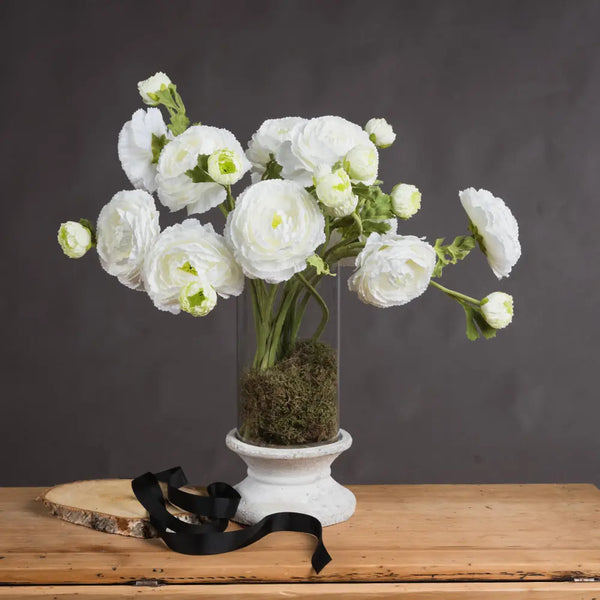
left=271, top=213, right=283, bottom=229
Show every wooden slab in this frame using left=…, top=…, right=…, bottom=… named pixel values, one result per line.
left=1, top=485, right=600, bottom=585
left=39, top=479, right=202, bottom=538
left=2, top=582, right=600, bottom=598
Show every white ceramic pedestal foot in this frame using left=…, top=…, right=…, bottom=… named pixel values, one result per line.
left=225, top=429, right=356, bottom=527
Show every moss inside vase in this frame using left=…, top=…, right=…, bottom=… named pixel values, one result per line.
left=238, top=339, right=338, bottom=446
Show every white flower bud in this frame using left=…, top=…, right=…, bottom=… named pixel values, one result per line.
left=481, top=292, right=514, bottom=329
left=391, top=183, right=421, bottom=219
left=314, top=167, right=358, bottom=217
left=365, top=118, right=396, bottom=148
left=207, top=149, right=244, bottom=185
left=137, top=72, right=172, bottom=105
left=179, top=280, right=217, bottom=317
left=343, top=144, right=379, bottom=184
left=57, top=221, right=92, bottom=259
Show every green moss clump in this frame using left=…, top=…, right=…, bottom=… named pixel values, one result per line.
left=238, top=340, right=338, bottom=447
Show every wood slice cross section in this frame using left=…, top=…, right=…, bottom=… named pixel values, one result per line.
left=39, top=479, right=204, bottom=538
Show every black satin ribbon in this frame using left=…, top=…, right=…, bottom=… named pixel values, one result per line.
left=131, top=466, right=331, bottom=573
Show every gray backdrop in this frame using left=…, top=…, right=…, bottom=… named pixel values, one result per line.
left=1, top=0, right=598, bottom=486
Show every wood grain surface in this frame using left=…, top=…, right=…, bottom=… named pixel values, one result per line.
left=2, top=582, right=600, bottom=599
left=1, top=484, right=600, bottom=585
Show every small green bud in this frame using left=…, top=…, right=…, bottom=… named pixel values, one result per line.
left=481, top=291, right=514, bottom=329
left=137, top=72, right=172, bottom=105
left=58, top=221, right=93, bottom=259
left=179, top=281, right=217, bottom=317
left=365, top=118, right=396, bottom=148
left=207, top=149, right=244, bottom=185
left=343, top=144, right=378, bottom=182
left=391, top=183, right=421, bottom=219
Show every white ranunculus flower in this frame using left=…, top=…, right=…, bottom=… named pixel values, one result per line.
left=156, top=125, right=250, bottom=215
left=96, top=190, right=160, bottom=290
left=143, top=219, right=243, bottom=314
left=118, top=108, right=170, bottom=193
left=314, top=167, right=358, bottom=217
left=225, top=179, right=325, bottom=283
left=207, top=149, right=245, bottom=185
left=348, top=233, right=436, bottom=308
left=57, top=221, right=92, bottom=259
left=246, top=117, right=307, bottom=183
left=365, top=118, right=396, bottom=148
left=391, top=183, right=421, bottom=219
left=288, top=116, right=377, bottom=184
left=343, top=144, right=379, bottom=184
left=179, top=280, right=218, bottom=317
left=481, top=291, right=514, bottom=329
left=138, top=71, right=172, bottom=105
left=459, top=188, right=521, bottom=279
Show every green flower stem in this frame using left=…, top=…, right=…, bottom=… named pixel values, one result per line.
left=323, top=238, right=361, bottom=262
left=290, top=284, right=314, bottom=345
left=429, top=280, right=481, bottom=306
left=280, top=284, right=297, bottom=358
left=265, top=283, right=279, bottom=321
left=250, top=281, right=280, bottom=369
left=288, top=240, right=364, bottom=348
left=296, top=272, right=329, bottom=341
left=171, top=86, right=187, bottom=114
left=225, top=185, right=235, bottom=212
left=249, top=281, right=267, bottom=368
left=281, top=278, right=309, bottom=351
left=263, top=282, right=298, bottom=369
left=322, top=239, right=348, bottom=262
left=351, top=211, right=363, bottom=237
left=327, top=246, right=363, bottom=266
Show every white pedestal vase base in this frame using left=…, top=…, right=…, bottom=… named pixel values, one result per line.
left=225, top=429, right=356, bottom=527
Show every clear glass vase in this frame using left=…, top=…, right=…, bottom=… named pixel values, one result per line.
left=236, top=269, right=340, bottom=448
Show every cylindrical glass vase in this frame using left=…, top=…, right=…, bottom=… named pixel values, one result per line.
left=236, top=270, right=340, bottom=447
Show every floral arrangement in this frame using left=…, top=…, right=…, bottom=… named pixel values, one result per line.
left=58, top=72, right=521, bottom=446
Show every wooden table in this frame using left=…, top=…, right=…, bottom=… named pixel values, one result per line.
left=1, top=484, right=600, bottom=598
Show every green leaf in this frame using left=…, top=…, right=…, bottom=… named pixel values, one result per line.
left=355, top=184, right=394, bottom=220
left=185, top=154, right=213, bottom=183
left=460, top=302, right=497, bottom=341
left=148, top=85, right=190, bottom=136
left=362, top=219, right=393, bottom=235
left=306, top=254, right=336, bottom=277
left=168, top=112, right=190, bottom=137
left=462, top=303, right=481, bottom=341
left=432, top=235, right=476, bottom=278
left=473, top=309, right=497, bottom=340
left=262, top=154, right=283, bottom=180
left=150, top=87, right=176, bottom=107
left=151, top=133, right=168, bottom=164
left=78, top=218, right=96, bottom=245
left=330, top=215, right=354, bottom=230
